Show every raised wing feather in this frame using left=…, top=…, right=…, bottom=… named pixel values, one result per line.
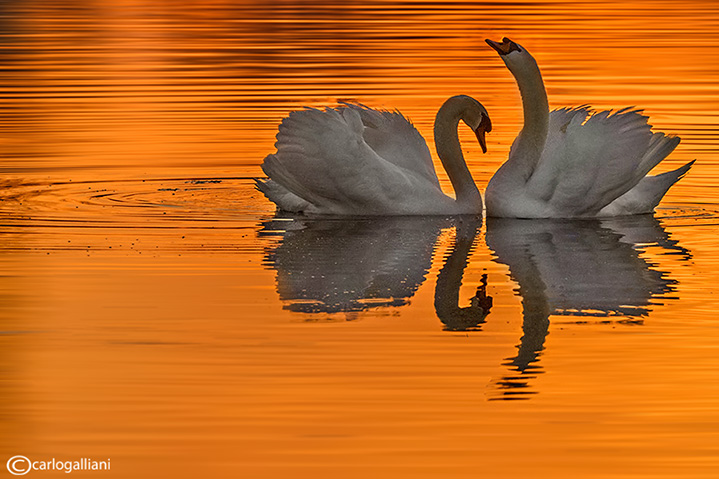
left=527, top=108, right=673, bottom=216
left=261, top=106, right=438, bottom=214
left=339, top=103, right=440, bottom=186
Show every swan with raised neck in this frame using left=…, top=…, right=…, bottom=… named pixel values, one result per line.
left=485, top=38, right=549, bottom=194
left=483, top=37, right=692, bottom=218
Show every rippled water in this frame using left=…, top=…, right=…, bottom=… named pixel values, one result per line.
left=2, top=1, right=719, bottom=478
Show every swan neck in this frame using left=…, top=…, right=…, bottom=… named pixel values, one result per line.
left=508, top=54, right=549, bottom=179
left=433, top=97, right=481, bottom=207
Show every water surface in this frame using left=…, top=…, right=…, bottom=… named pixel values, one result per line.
left=2, top=1, right=719, bottom=478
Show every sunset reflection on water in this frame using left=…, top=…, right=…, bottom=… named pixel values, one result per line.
left=1, top=1, right=719, bottom=478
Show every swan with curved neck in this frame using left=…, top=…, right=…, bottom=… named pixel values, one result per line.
left=257, top=95, right=491, bottom=215
left=484, top=37, right=693, bottom=218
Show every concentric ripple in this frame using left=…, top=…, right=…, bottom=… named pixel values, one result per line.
left=0, top=177, right=277, bottom=255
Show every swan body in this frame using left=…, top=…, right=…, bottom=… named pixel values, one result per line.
left=256, top=95, right=491, bottom=215
left=485, top=38, right=694, bottom=218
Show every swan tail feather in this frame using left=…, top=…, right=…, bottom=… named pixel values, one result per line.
left=261, top=150, right=329, bottom=210
left=254, top=176, right=311, bottom=213
left=637, top=133, right=681, bottom=178
left=599, top=160, right=695, bottom=216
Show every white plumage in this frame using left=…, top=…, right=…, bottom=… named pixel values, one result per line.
left=257, top=95, right=490, bottom=215
left=485, top=38, right=693, bottom=218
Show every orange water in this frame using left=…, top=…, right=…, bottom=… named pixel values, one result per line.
left=2, top=1, right=719, bottom=478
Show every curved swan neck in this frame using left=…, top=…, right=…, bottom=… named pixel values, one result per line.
left=433, top=97, right=481, bottom=207
left=505, top=52, right=549, bottom=180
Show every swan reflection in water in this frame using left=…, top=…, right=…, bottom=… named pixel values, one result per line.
left=260, top=215, right=491, bottom=329
left=486, top=214, right=689, bottom=400
left=260, top=213, right=687, bottom=400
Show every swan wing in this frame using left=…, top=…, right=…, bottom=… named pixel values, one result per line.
left=261, top=106, right=442, bottom=214
left=340, top=103, right=440, bottom=186
left=527, top=107, right=679, bottom=216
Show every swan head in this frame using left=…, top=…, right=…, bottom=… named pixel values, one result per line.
left=455, top=95, right=492, bottom=153
left=485, top=37, right=536, bottom=74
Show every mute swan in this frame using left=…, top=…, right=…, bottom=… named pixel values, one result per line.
left=485, top=37, right=694, bottom=218
left=256, top=95, right=491, bottom=215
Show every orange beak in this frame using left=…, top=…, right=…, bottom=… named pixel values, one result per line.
left=474, top=114, right=492, bottom=154
left=485, top=37, right=521, bottom=56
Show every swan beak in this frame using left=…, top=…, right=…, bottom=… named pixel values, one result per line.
left=474, top=127, right=488, bottom=154
left=474, top=115, right=492, bottom=154
left=485, top=37, right=520, bottom=56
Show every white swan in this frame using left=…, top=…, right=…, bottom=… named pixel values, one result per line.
left=256, top=95, right=491, bottom=215
left=484, top=37, right=694, bottom=218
